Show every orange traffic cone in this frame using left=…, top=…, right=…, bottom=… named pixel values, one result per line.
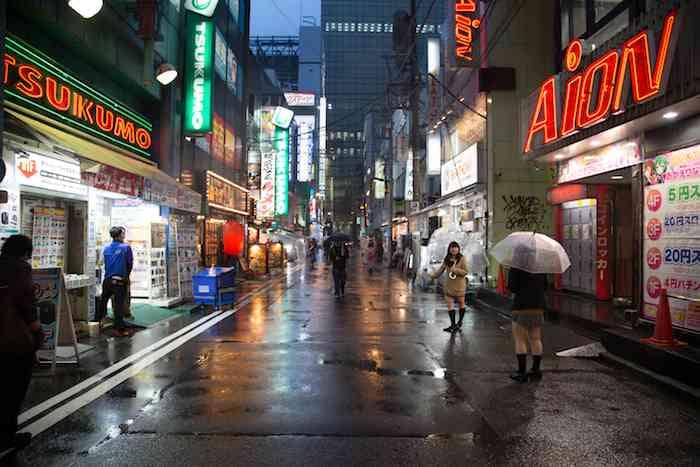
left=496, top=265, right=508, bottom=295
left=641, top=289, right=687, bottom=348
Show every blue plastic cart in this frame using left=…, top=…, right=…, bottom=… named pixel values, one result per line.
left=192, top=267, right=236, bottom=309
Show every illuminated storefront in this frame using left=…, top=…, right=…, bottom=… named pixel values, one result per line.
left=522, top=2, right=700, bottom=333
left=0, top=34, right=201, bottom=324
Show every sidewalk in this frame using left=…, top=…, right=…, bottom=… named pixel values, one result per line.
left=474, top=287, right=700, bottom=390
left=22, top=269, right=293, bottom=413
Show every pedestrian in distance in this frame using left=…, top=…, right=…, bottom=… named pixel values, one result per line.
left=98, top=226, right=133, bottom=337
left=430, top=241, right=469, bottom=333
left=366, top=239, right=377, bottom=274
left=307, top=238, right=318, bottom=267
left=329, top=241, right=349, bottom=298
left=507, top=245, right=546, bottom=383
left=0, top=235, right=44, bottom=453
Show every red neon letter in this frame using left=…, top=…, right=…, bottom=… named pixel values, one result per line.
left=455, top=0, right=477, bottom=13
left=95, top=105, right=115, bottom=132
left=523, top=76, right=558, bottom=154
left=46, top=77, right=71, bottom=111
left=16, top=64, right=43, bottom=99
left=3, top=54, right=16, bottom=85
left=135, top=128, right=152, bottom=150
left=577, top=50, right=619, bottom=128
left=72, top=93, right=94, bottom=124
left=560, top=74, right=582, bottom=137
left=114, top=117, right=136, bottom=144
left=613, top=9, right=677, bottom=112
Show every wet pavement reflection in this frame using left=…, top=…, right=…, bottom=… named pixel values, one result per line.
left=7, top=257, right=700, bottom=466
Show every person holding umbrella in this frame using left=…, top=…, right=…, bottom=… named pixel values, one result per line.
left=430, top=241, right=469, bottom=333
left=491, top=232, right=571, bottom=383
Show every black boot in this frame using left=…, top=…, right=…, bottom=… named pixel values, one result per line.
left=456, top=308, right=466, bottom=330
left=510, top=354, right=528, bottom=382
left=529, top=355, right=542, bottom=380
left=443, top=310, right=456, bottom=332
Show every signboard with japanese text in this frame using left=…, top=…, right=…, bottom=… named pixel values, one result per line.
left=558, top=140, right=641, bottom=184
left=295, top=115, right=314, bottom=182
left=81, top=165, right=142, bottom=197
left=594, top=186, right=612, bottom=300
left=212, top=113, right=225, bottom=162
left=259, top=108, right=276, bottom=218
left=184, top=0, right=219, bottom=17
left=441, top=143, right=478, bottom=196
left=206, top=171, right=248, bottom=215
left=274, top=127, right=290, bottom=216
left=224, top=125, right=236, bottom=169
left=15, top=150, right=87, bottom=196
left=643, top=146, right=700, bottom=332
left=284, top=92, right=315, bottom=107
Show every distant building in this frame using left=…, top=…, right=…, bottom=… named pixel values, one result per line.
left=321, top=0, right=445, bottom=229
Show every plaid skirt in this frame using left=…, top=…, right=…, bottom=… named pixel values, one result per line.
left=512, top=308, right=544, bottom=327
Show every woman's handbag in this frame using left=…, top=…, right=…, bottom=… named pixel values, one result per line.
left=0, top=290, right=35, bottom=354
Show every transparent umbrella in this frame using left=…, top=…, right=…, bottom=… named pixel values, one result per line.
left=491, top=232, right=571, bottom=274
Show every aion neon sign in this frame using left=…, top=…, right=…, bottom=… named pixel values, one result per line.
left=523, top=9, right=680, bottom=154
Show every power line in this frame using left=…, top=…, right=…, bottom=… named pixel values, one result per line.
left=269, top=0, right=299, bottom=33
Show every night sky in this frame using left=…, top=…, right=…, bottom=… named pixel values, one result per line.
left=251, top=0, right=321, bottom=36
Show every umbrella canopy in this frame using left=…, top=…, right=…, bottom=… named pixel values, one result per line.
left=491, top=232, right=571, bottom=274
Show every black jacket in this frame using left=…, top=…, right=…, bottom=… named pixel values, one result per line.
left=0, top=255, right=37, bottom=324
left=508, top=268, right=546, bottom=310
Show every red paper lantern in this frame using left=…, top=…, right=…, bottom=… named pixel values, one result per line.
left=222, top=221, right=245, bottom=256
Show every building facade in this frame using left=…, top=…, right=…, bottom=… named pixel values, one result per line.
left=321, top=0, right=445, bottom=228
left=522, top=0, right=700, bottom=335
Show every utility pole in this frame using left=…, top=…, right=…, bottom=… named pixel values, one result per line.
left=410, top=0, right=421, bottom=211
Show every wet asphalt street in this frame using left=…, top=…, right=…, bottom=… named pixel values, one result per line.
left=6, top=257, right=700, bottom=466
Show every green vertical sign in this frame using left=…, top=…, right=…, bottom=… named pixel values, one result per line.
left=183, top=13, right=214, bottom=135
left=274, top=127, right=289, bottom=216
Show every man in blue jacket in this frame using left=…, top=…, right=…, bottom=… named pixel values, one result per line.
left=99, top=226, right=133, bottom=337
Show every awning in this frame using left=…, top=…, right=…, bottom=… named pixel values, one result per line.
left=7, top=108, right=175, bottom=187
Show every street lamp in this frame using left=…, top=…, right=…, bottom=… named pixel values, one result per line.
left=68, top=0, right=103, bottom=18
left=156, top=63, right=178, bottom=85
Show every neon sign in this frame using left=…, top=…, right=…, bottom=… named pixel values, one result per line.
left=184, top=14, right=214, bottom=135
left=454, top=0, right=481, bottom=67
left=3, top=36, right=153, bottom=158
left=274, top=126, right=289, bottom=216
left=523, top=9, right=680, bottom=154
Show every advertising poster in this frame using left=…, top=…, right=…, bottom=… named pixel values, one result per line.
left=441, top=143, right=478, bottom=196
left=33, top=268, right=62, bottom=359
left=259, top=108, right=276, bottom=218
left=15, top=150, right=87, bottom=196
left=643, top=146, right=700, bottom=332
left=224, top=125, right=236, bottom=169
left=212, top=113, right=225, bottom=162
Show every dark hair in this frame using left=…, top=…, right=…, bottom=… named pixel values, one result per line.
left=1, top=234, right=33, bottom=258
left=110, top=226, right=125, bottom=240
left=444, top=241, right=462, bottom=264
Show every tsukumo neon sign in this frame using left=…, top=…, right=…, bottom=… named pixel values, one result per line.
left=2, top=36, right=153, bottom=157
left=523, top=9, right=680, bottom=154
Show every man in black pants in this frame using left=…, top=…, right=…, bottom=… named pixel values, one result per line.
left=98, top=227, right=133, bottom=337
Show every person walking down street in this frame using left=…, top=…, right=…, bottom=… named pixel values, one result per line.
left=430, top=241, right=469, bottom=333
left=507, top=248, right=547, bottom=383
left=366, top=239, right=377, bottom=274
left=329, top=241, right=349, bottom=298
left=0, top=235, right=43, bottom=453
left=98, top=226, right=133, bottom=337
left=307, top=238, right=318, bottom=267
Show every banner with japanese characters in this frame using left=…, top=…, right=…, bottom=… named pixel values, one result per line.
left=643, top=146, right=700, bottom=332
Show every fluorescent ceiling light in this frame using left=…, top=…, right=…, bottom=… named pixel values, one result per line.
left=68, top=0, right=103, bottom=18
left=554, top=154, right=565, bottom=160
left=156, top=63, right=178, bottom=85
left=611, top=175, right=624, bottom=180
left=662, top=111, right=679, bottom=120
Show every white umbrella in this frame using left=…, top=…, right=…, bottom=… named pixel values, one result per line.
left=491, top=232, right=571, bottom=274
